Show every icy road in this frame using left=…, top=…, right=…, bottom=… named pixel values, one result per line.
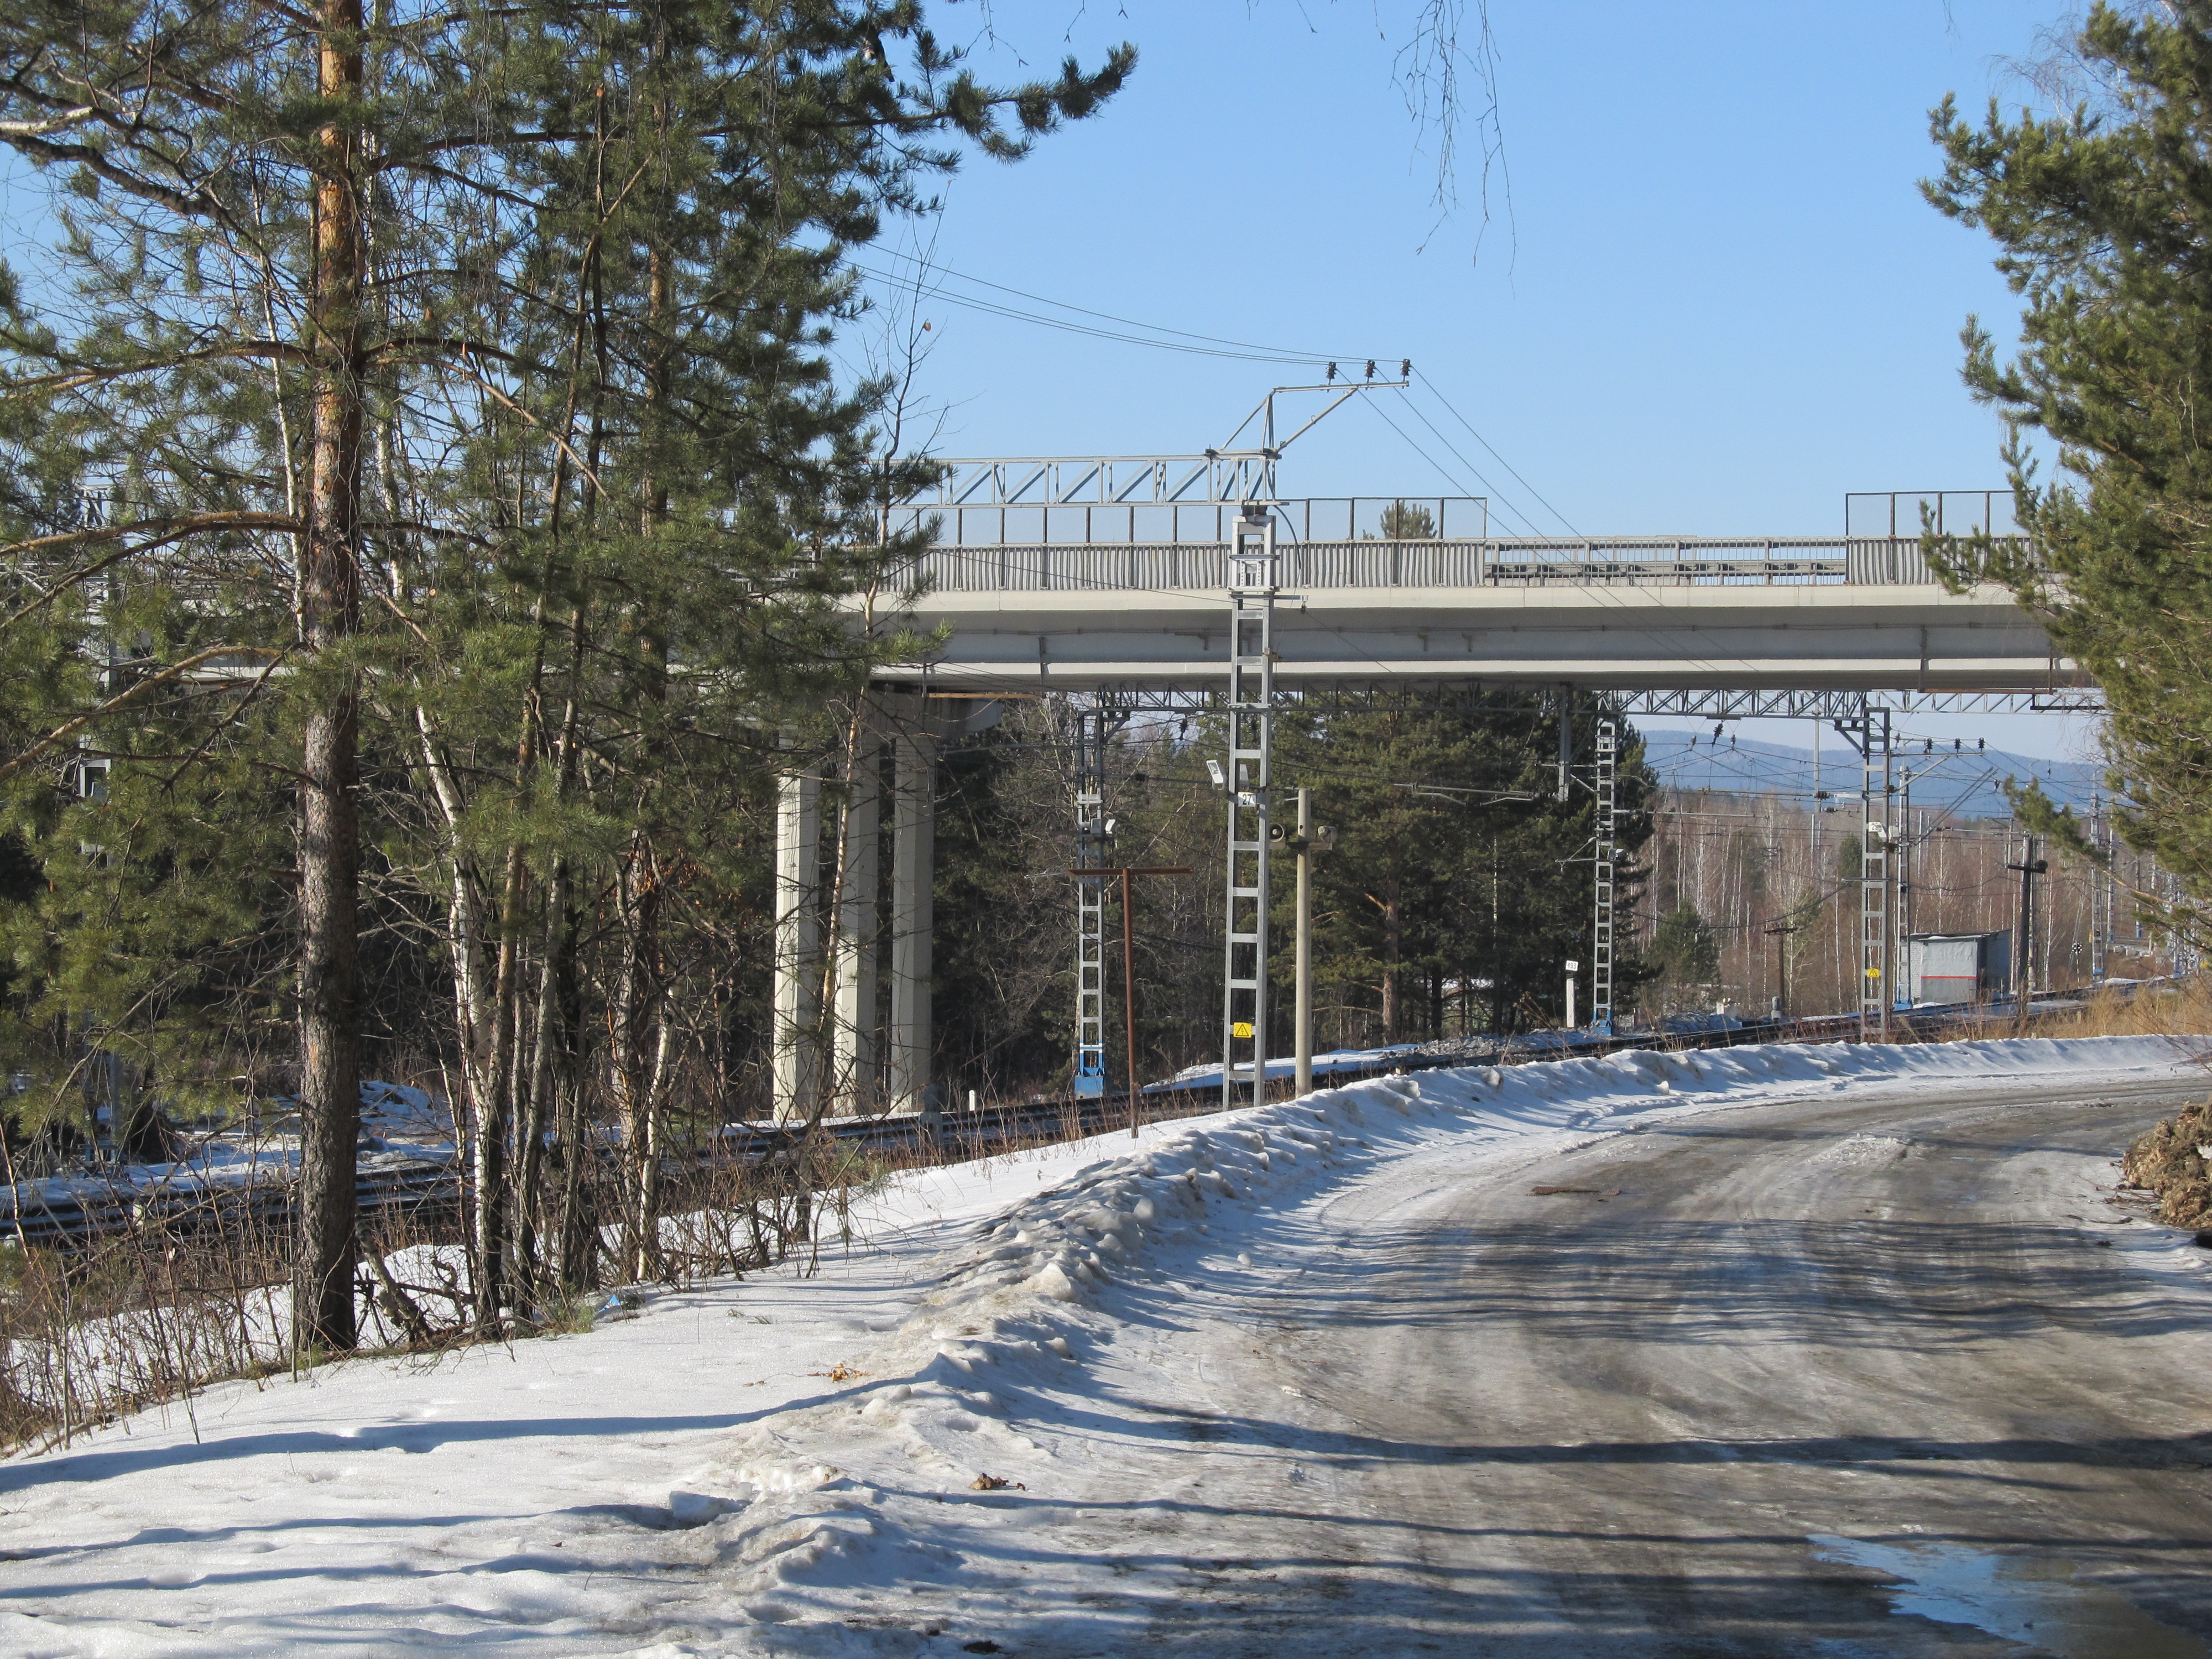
left=1070, top=1071, right=2212, bottom=1655
left=5, top=1037, right=2212, bottom=1656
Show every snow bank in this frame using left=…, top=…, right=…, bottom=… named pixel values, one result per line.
left=657, top=1035, right=2196, bottom=1630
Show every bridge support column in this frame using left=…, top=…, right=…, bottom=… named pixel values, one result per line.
left=831, top=700, right=883, bottom=1113
left=773, top=753, right=821, bottom=1121
left=888, top=717, right=937, bottom=1115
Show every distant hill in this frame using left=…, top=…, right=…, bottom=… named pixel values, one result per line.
left=1637, top=731, right=2103, bottom=820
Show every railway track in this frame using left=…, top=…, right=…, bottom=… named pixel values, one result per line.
left=0, top=993, right=2116, bottom=1254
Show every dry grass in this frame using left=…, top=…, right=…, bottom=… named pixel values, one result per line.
left=2122, top=1102, right=2212, bottom=1228
left=2021, top=977, right=2212, bottom=1047
left=2007, top=978, right=2212, bottom=1228
left=0, top=1136, right=883, bottom=1455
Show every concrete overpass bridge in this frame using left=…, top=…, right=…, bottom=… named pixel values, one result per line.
left=776, top=469, right=2086, bottom=1124
left=872, top=485, right=2066, bottom=695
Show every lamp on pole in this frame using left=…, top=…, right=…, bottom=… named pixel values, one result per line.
left=2005, top=836, right=2048, bottom=1029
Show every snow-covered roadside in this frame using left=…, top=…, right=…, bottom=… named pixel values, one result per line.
left=0, top=1036, right=2199, bottom=1656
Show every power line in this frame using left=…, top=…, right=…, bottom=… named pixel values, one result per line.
left=852, top=255, right=1396, bottom=368
left=1413, top=371, right=1582, bottom=538
left=864, top=248, right=1384, bottom=363
left=1360, top=395, right=1538, bottom=536
left=852, top=265, right=1325, bottom=364
left=860, top=254, right=1585, bottom=552
left=1386, top=390, right=1553, bottom=536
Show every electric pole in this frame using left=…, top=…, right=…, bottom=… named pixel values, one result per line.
left=2006, top=835, right=2047, bottom=1025
left=1762, top=920, right=1796, bottom=1020
left=1274, top=791, right=1334, bottom=1095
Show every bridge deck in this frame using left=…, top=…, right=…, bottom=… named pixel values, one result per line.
left=870, top=536, right=2069, bottom=694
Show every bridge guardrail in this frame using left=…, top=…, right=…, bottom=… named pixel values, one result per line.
left=900, top=536, right=1999, bottom=593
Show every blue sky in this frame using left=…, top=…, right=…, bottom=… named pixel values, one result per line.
left=0, top=2, right=2100, bottom=759
left=860, top=1, right=2099, bottom=759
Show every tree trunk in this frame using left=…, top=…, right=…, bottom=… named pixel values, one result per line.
left=613, top=835, right=663, bottom=1281
left=1380, top=856, right=1402, bottom=1042
left=473, top=842, right=526, bottom=1328
left=617, top=142, right=675, bottom=1277
left=294, top=0, right=366, bottom=1356
left=514, top=630, right=587, bottom=1301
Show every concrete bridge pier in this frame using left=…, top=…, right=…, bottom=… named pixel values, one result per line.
left=771, top=749, right=821, bottom=1120
left=771, top=692, right=998, bottom=1121
left=888, top=715, right=936, bottom=1115
left=831, top=700, right=883, bottom=1111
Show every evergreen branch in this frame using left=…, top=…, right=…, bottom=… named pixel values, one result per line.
left=372, top=588, right=434, bottom=647
left=159, top=647, right=291, bottom=791
left=2002, top=778, right=2106, bottom=868
left=2, top=340, right=316, bottom=395
left=366, top=335, right=519, bottom=368
left=0, top=645, right=283, bottom=788
left=0, top=512, right=302, bottom=634
left=0, top=130, right=220, bottom=223
left=383, top=156, right=546, bottom=211
left=441, top=359, right=606, bottom=498
left=72, top=747, right=318, bottom=786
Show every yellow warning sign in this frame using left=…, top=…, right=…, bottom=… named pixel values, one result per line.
left=1232, top=1021, right=1254, bottom=1039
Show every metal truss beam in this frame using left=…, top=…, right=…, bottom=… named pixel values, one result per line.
left=906, top=454, right=1275, bottom=509
left=1617, top=688, right=2103, bottom=719
left=1075, top=684, right=2099, bottom=718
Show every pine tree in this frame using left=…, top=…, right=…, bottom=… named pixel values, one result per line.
left=1646, top=903, right=1719, bottom=1013
left=0, top=2, right=1131, bottom=1347
left=1924, top=2, right=2212, bottom=936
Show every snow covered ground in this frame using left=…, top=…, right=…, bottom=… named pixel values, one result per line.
left=1, top=1035, right=2203, bottom=1656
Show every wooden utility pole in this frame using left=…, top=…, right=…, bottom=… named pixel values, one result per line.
left=1066, top=867, right=1190, bottom=1134
left=1762, top=921, right=1796, bottom=1019
left=2007, top=835, right=2048, bottom=1030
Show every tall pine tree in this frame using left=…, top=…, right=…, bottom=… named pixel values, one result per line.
left=1924, top=3, right=2212, bottom=937
left=0, top=2, right=1130, bottom=1348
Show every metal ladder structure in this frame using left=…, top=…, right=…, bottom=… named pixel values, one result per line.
left=1833, top=702, right=1893, bottom=1036
left=1590, top=713, right=1618, bottom=1036
left=1222, top=508, right=1279, bottom=1108
left=1068, top=704, right=1126, bottom=1098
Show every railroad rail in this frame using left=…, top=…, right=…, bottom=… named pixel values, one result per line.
left=0, top=993, right=2104, bottom=1255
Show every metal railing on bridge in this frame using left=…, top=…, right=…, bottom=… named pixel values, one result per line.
left=885, top=488, right=2028, bottom=593
left=900, top=534, right=1868, bottom=593
left=885, top=494, right=1492, bottom=549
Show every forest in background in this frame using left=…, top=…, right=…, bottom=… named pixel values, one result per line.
left=1639, top=788, right=2171, bottom=1018
left=925, top=689, right=1656, bottom=1105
